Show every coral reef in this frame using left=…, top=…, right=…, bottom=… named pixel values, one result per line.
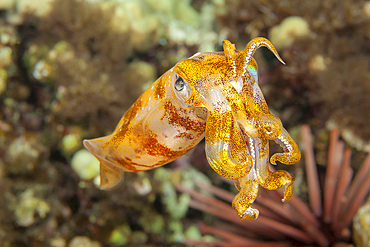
left=353, top=201, right=370, bottom=247
left=0, top=0, right=368, bottom=246
left=71, top=149, right=100, bottom=181
left=269, top=16, right=311, bottom=50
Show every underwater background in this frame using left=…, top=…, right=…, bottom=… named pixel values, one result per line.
left=0, top=0, right=369, bottom=246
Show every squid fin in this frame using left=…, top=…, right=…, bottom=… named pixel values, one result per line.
left=83, top=138, right=124, bottom=190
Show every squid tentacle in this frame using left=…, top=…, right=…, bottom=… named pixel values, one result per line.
left=242, top=37, right=285, bottom=75
left=232, top=170, right=260, bottom=220
left=205, top=111, right=253, bottom=180
left=256, top=113, right=283, bottom=140
left=223, top=40, right=238, bottom=80
left=270, top=127, right=301, bottom=165
left=258, top=165, right=295, bottom=203
left=254, top=138, right=295, bottom=203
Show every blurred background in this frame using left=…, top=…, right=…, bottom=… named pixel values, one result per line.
left=0, top=0, right=369, bottom=246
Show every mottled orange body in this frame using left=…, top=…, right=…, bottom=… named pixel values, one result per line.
left=84, top=38, right=301, bottom=220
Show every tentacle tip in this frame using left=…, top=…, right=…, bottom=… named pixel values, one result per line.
left=240, top=207, right=259, bottom=220
left=281, top=193, right=292, bottom=203
left=271, top=48, right=285, bottom=65
left=279, top=58, right=286, bottom=65
left=270, top=156, right=277, bottom=165
left=275, top=58, right=286, bottom=66
left=281, top=195, right=292, bottom=203
left=273, top=49, right=285, bottom=65
left=281, top=184, right=294, bottom=203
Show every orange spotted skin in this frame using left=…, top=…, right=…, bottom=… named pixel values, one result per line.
left=84, top=69, right=207, bottom=188
left=84, top=37, right=300, bottom=220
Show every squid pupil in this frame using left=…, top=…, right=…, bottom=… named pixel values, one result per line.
left=175, top=76, right=185, bottom=91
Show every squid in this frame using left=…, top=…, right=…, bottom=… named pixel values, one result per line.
left=83, top=37, right=301, bottom=220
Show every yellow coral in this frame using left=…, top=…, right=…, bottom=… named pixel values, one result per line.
left=269, top=16, right=311, bottom=50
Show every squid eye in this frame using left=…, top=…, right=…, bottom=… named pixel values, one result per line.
left=173, top=73, right=192, bottom=103
left=175, top=77, right=185, bottom=91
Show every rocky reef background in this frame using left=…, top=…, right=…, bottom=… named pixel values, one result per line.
left=0, top=0, right=369, bottom=246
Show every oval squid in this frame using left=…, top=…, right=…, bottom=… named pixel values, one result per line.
left=83, top=37, right=301, bottom=220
